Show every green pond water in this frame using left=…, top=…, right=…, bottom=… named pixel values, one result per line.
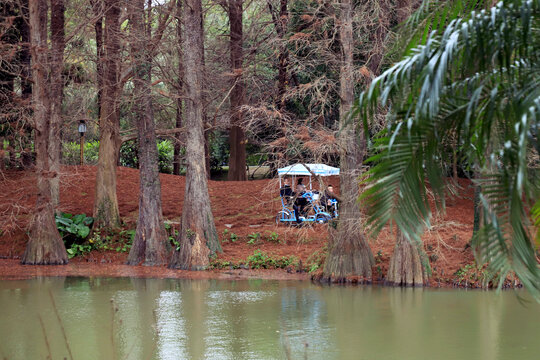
left=0, top=277, right=539, bottom=360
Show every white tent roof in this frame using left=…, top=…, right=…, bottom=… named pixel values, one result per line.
left=277, top=163, right=340, bottom=177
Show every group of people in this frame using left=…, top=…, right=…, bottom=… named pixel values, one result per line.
left=279, top=177, right=340, bottom=224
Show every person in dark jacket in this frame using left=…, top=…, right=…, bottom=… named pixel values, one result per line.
left=320, top=184, right=340, bottom=214
left=280, top=178, right=302, bottom=224
left=280, top=178, right=293, bottom=202
left=293, top=183, right=308, bottom=219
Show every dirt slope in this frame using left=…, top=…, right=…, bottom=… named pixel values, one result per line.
left=0, top=166, right=479, bottom=285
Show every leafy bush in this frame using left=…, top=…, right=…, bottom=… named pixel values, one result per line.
left=266, top=231, right=281, bottom=243
left=157, top=139, right=174, bottom=174
left=63, top=140, right=100, bottom=165
left=119, top=140, right=138, bottom=168
left=247, top=250, right=298, bottom=269
left=55, top=212, right=94, bottom=258
left=114, top=229, right=135, bottom=252
left=117, top=139, right=176, bottom=174
left=221, top=229, right=238, bottom=243
left=247, top=232, right=261, bottom=245
left=247, top=250, right=273, bottom=269
left=246, top=143, right=267, bottom=166
left=63, top=138, right=177, bottom=174
left=164, top=222, right=180, bottom=250
left=209, top=131, right=229, bottom=173
left=209, top=250, right=299, bottom=270
left=64, top=226, right=135, bottom=259
left=55, top=212, right=93, bottom=241
left=66, top=243, right=93, bottom=258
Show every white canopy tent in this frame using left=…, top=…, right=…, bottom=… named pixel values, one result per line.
left=277, top=163, right=340, bottom=189
left=277, top=163, right=340, bottom=177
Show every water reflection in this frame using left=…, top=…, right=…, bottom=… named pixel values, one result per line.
left=0, top=278, right=539, bottom=360
left=156, top=290, right=185, bottom=359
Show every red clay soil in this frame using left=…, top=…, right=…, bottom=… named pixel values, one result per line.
left=0, top=165, right=480, bottom=286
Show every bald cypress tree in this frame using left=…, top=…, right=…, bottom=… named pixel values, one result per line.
left=22, top=0, right=67, bottom=265
left=169, top=0, right=221, bottom=270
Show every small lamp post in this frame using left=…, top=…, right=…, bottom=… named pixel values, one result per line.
left=78, top=120, right=87, bottom=165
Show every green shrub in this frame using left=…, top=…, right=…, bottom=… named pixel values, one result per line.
left=247, top=232, right=261, bottom=245
left=209, top=131, right=229, bottom=173
left=55, top=212, right=94, bottom=258
left=117, top=139, right=175, bottom=173
left=119, top=140, right=138, bottom=168
left=157, top=139, right=174, bottom=174
left=63, top=140, right=100, bottom=165
left=55, top=212, right=93, bottom=241
left=63, top=138, right=176, bottom=174
left=246, top=249, right=299, bottom=269
left=246, top=143, right=267, bottom=166
left=66, top=243, right=93, bottom=258
left=266, top=231, right=281, bottom=243
left=247, top=249, right=274, bottom=269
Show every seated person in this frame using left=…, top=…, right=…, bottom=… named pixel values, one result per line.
left=320, top=184, right=340, bottom=213
left=293, top=184, right=309, bottom=217
left=280, top=179, right=302, bottom=223
left=280, top=178, right=293, bottom=204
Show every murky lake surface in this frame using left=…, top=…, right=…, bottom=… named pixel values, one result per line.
left=0, top=277, right=539, bottom=360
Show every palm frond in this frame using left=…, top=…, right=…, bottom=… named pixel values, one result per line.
left=358, top=0, right=540, bottom=299
left=396, top=0, right=491, bottom=56
left=533, top=199, right=540, bottom=245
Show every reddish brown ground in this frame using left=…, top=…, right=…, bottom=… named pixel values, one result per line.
left=0, top=166, right=479, bottom=286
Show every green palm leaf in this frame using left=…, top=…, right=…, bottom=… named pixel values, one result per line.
left=358, top=0, right=540, bottom=299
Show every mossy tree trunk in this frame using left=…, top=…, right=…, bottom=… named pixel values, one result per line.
left=93, top=0, right=121, bottom=229
left=22, top=0, right=67, bottom=265
left=169, top=0, right=222, bottom=270
left=387, top=229, right=428, bottom=286
left=126, top=0, right=168, bottom=266
left=321, top=0, right=374, bottom=282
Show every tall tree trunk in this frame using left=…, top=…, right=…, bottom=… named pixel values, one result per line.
left=174, top=98, right=184, bottom=175
left=267, top=0, right=289, bottom=108
left=169, top=0, right=221, bottom=270
left=380, top=0, right=430, bottom=287
left=227, top=0, right=247, bottom=181
left=387, top=229, right=428, bottom=286
left=322, top=0, right=374, bottom=282
left=173, top=0, right=183, bottom=176
left=0, top=3, right=16, bottom=106
left=91, top=0, right=104, bottom=122
left=200, top=8, right=211, bottom=180
left=48, top=0, right=65, bottom=209
left=367, top=0, right=391, bottom=74
left=22, top=0, right=67, bottom=265
left=126, top=0, right=168, bottom=266
left=93, top=0, right=121, bottom=229
left=17, top=0, right=32, bottom=100
left=276, top=0, right=288, bottom=108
